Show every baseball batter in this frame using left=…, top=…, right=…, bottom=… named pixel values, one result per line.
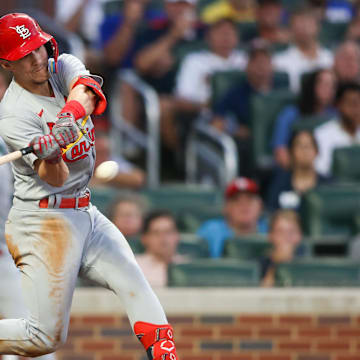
left=0, top=13, right=178, bottom=360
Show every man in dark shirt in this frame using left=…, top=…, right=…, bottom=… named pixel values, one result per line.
left=211, top=38, right=287, bottom=176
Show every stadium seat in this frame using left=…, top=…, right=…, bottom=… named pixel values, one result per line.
left=177, top=233, right=210, bottom=258
left=275, top=259, right=360, bottom=287
left=250, top=90, right=296, bottom=168
left=128, top=234, right=209, bottom=258
left=291, top=114, right=332, bottom=133
left=224, top=235, right=271, bottom=259
left=89, top=185, right=223, bottom=218
left=168, top=259, right=260, bottom=286
left=211, top=71, right=290, bottom=106
left=332, top=146, right=360, bottom=182
left=305, top=236, right=349, bottom=257
left=300, top=185, right=360, bottom=237
left=319, top=21, right=348, bottom=48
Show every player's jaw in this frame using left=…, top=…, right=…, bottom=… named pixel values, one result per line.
left=7, top=45, right=50, bottom=87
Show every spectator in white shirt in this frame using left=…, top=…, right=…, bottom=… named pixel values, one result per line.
left=158, top=17, right=247, bottom=154
left=273, top=6, right=333, bottom=93
left=175, top=18, right=247, bottom=106
left=315, top=82, right=360, bottom=176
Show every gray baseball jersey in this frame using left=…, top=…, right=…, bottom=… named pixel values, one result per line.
left=0, top=54, right=95, bottom=201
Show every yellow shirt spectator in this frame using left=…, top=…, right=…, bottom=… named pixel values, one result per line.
left=201, top=0, right=256, bottom=24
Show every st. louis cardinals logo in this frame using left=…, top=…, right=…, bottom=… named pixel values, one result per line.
left=9, top=25, right=31, bottom=40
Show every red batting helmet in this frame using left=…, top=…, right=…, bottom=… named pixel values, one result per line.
left=0, top=13, right=58, bottom=71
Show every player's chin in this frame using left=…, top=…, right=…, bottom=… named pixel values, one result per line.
left=32, top=70, right=50, bottom=83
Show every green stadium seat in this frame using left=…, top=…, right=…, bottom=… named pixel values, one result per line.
left=177, top=233, right=209, bottom=258
left=301, top=185, right=360, bottom=237
left=305, top=236, right=349, bottom=257
left=128, top=234, right=209, bottom=258
left=332, top=146, right=360, bottom=182
left=224, top=236, right=312, bottom=260
left=275, top=259, right=360, bottom=287
left=168, top=259, right=260, bottom=286
left=224, top=235, right=271, bottom=259
left=250, top=90, right=296, bottom=168
left=89, top=185, right=223, bottom=218
left=211, top=71, right=290, bottom=106
left=291, top=114, right=332, bottom=133
left=319, top=21, right=348, bottom=48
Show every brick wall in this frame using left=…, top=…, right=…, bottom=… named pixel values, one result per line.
left=57, top=314, right=360, bottom=360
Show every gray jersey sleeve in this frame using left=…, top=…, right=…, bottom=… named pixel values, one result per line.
left=0, top=111, right=43, bottom=171
left=53, top=54, right=91, bottom=96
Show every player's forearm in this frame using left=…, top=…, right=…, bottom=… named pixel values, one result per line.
left=35, top=159, right=69, bottom=187
left=104, top=22, right=138, bottom=66
left=135, top=33, right=177, bottom=73
left=67, top=84, right=96, bottom=116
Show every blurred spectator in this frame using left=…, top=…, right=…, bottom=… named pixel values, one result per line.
left=267, top=130, right=331, bottom=210
left=135, top=0, right=200, bottom=94
left=90, top=132, right=145, bottom=189
left=273, top=6, right=333, bottom=92
left=108, top=193, right=147, bottom=238
left=243, top=0, right=290, bottom=46
left=261, top=210, right=303, bottom=287
left=211, top=39, right=284, bottom=176
left=315, top=82, right=360, bottom=176
left=201, top=0, right=256, bottom=24
left=136, top=210, right=184, bottom=287
left=131, top=0, right=201, bottom=149
left=100, top=0, right=153, bottom=68
left=334, top=40, right=360, bottom=84
left=197, top=177, right=267, bottom=258
left=175, top=18, right=246, bottom=110
left=308, top=0, right=355, bottom=23
left=272, top=69, right=337, bottom=169
left=56, top=0, right=104, bottom=45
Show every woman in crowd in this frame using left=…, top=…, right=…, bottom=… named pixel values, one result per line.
left=272, top=68, right=337, bottom=169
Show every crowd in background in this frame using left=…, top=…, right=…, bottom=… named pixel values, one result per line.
left=2, top=0, right=360, bottom=287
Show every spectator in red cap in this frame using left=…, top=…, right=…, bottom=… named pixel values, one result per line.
left=197, top=177, right=268, bottom=258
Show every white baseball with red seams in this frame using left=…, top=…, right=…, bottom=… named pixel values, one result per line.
left=0, top=53, right=171, bottom=357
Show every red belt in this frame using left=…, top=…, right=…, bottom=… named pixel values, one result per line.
left=39, top=192, right=90, bottom=209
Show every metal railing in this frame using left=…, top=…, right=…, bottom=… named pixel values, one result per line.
left=109, top=70, right=160, bottom=188
left=186, top=119, right=239, bottom=188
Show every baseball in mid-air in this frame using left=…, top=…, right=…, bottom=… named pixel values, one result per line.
left=95, top=160, right=119, bottom=181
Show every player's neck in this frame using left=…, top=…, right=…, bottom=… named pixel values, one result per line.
left=15, top=78, right=53, bottom=97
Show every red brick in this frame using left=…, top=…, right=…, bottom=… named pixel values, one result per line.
left=81, top=316, right=116, bottom=325
left=81, top=341, right=115, bottom=351
left=259, top=356, right=291, bottom=360
left=318, top=316, right=351, bottom=325
left=337, top=328, right=360, bottom=337
left=219, top=356, right=253, bottom=360
left=181, top=328, right=213, bottom=337
left=219, top=328, right=253, bottom=337
left=278, top=341, right=311, bottom=351
left=175, top=342, right=194, bottom=350
left=167, top=316, right=194, bottom=324
left=298, top=356, right=330, bottom=360
left=317, top=341, right=350, bottom=351
left=336, top=357, right=360, bottom=360
left=182, top=357, right=212, bottom=360
left=258, top=328, right=291, bottom=337
left=237, top=315, right=273, bottom=324
left=298, top=327, right=331, bottom=337
left=101, top=357, right=134, bottom=360
left=279, top=316, right=313, bottom=325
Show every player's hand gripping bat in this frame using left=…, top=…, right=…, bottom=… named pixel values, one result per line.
left=0, top=144, right=40, bottom=166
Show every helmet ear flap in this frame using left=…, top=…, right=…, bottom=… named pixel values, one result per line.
left=44, top=38, right=58, bottom=73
